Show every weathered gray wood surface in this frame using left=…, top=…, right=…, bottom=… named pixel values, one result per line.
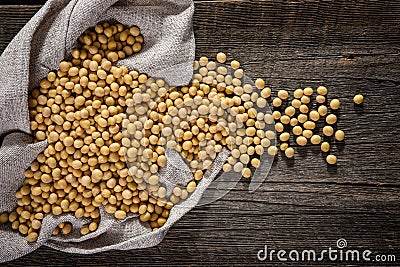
left=0, top=1, right=399, bottom=266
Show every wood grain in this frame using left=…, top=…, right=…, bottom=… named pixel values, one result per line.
left=0, top=1, right=399, bottom=266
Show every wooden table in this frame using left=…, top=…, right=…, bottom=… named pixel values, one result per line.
left=1, top=1, right=399, bottom=266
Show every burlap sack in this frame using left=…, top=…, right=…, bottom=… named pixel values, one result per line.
left=0, top=0, right=234, bottom=262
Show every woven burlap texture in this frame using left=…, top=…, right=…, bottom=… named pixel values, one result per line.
left=0, top=0, right=232, bottom=263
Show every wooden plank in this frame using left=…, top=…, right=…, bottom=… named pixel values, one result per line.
left=0, top=1, right=400, bottom=266
left=5, top=211, right=400, bottom=266
left=0, top=6, right=42, bottom=53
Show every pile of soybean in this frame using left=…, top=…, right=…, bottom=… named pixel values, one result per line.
left=270, top=90, right=364, bottom=163
left=0, top=22, right=276, bottom=242
left=0, top=21, right=363, bottom=243
left=270, top=87, right=346, bottom=164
